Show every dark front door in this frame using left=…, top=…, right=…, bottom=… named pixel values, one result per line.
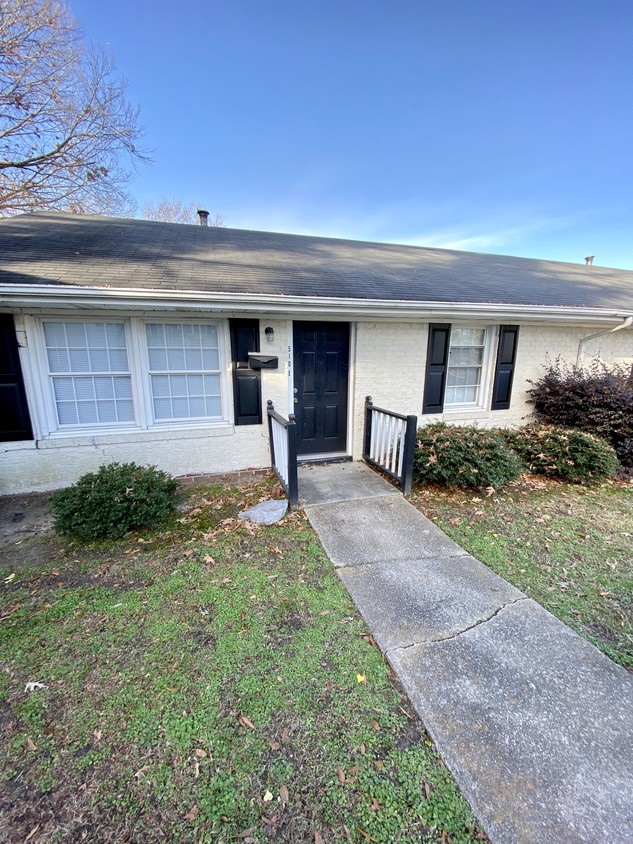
left=0, top=314, right=33, bottom=441
left=293, top=321, right=349, bottom=456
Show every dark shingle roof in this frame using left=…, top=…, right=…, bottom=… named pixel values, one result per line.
left=2, top=211, right=633, bottom=310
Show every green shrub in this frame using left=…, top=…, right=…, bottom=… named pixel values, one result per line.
left=500, top=424, right=619, bottom=483
left=527, top=360, right=633, bottom=465
left=51, top=462, right=180, bottom=539
left=413, top=423, right=524, bottom=489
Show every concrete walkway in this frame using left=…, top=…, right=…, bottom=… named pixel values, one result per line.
left=299, top=462, right=633, bottom=844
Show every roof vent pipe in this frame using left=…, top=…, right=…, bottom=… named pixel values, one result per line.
left=585, top=255, right=595, bottom=265
left=197, top=209, right=209, bottom=226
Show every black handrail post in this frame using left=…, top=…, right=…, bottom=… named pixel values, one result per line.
left=401, top=414, right=418, bottom=496
left=363, top=395, right=373, bottom=460
left=267, top=400, right=276, bottom=469
left=287, top=413, right=299, bottom=509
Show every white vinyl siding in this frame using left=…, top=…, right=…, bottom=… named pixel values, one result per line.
left=445, top=327, right=486, bottom=406
left=146, top=323, right=222, bottom=421
left=43, top=321, right=134, bottom=426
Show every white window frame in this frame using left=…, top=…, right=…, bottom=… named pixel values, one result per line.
left=137, top=318, right=229, bottom=427
left=443, top=324, right=496, bottom=413
left=32, top=316, right=232, bottom=437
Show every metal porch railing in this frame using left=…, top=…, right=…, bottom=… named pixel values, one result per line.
left=363, top=395, right=417, bottom=495
left=266, top=400, right=299, bottom=508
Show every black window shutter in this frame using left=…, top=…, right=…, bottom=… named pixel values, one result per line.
left=491, top=326, right=519, bottom=411
left=423, top=324, right=451, bottom=414
left=0, top=314, right=33, bottom=441
left=229, top=319, right=262, bottom=425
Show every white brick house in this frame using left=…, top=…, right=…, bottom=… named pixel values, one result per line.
left=1, top=212, right=632, bottom=494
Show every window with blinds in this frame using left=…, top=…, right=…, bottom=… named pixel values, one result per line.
left=43, top=321, right=134, bottom=425
left=445, top=327, right=486, bottom=406
left=145, top=323, right=222, bottom=421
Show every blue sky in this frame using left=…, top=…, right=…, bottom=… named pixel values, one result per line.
left=72, top=0, right=633, bottom=268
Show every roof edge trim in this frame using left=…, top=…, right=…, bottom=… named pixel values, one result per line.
left=0, top=283, right=631, bottom=324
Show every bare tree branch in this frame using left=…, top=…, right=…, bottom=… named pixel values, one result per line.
left=142, top=197, right=224, bottom=226
left=0, top=0, right=147, bottom=216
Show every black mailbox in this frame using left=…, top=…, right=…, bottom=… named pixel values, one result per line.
left=248, top=353, right=278, bottom=370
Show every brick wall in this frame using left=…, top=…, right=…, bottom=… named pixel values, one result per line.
left=0, top=318, right=290, bottom=495
left=2, top=315, right=632, bottom=495
left=352, top=322, right=633, bottom=452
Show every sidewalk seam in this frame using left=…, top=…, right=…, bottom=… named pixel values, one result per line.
left=303, top=493, right=399, bottom=510
left=385, top=596, right=530, bottom=654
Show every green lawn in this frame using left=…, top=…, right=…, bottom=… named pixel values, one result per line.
left=1, top=480, right=484, bottom=843
left=411, top=477, right=633, bottom=670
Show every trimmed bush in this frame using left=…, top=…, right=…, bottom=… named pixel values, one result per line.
left=413, top=423, right=524, bottom=489
left=51, top=462, right=180, bottom=539
left=527, top=360, right=633, bottom=465
left=501, top=425, right=619, bottom=484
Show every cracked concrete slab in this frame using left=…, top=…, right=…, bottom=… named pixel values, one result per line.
left=298, top=461, right=399, bottom=506
left=305, top=495, right=466, bottom=566
left=337, top=555, right=525, bottom=651
left=388, top=598, right=633, bottom=844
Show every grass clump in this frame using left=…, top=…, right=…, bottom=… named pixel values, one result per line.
left=414, top=423, right=523, bottom=490
left=50, top=461, right=180, bottom=539
left=501, top=425, right=619, bottom=484
left=0, top=480, right=484, bottom=843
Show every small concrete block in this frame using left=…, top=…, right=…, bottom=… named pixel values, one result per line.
left=388, top=599, right=633, bottom=844
left=305, top=495, right=466, bottom=567
left=298, top=462, right=399, bottom=506
left=338, top=555, right=525, bottom=650
left=238, top=499, right=288, bottom=525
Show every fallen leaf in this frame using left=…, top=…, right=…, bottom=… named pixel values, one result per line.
left=238, top=713, right=255, bottom=730
left=194, top=761, right=200, bottom=779
left=235, top=827, right=256, bottom=840
left=373, top=760, right=384, bottom=771
left=337, top=766, right=345, bottom=783
left=281, top=727, right=290, bottom=742
left=134, top=764, right=150, bottom=778
left=356, top=673, right=366, bottom=684
left=24, top=823, right=40, bottom=842
left=358, top=742, right=366, bottom=754
left=184, top=805, right=199, bottom=821
left=357, top=828, right=378, bottom=842
left=93, top=728, right=102, bottom=741
left=314, top=831, right=325, bottom=844
left=194, top=748, right=207, bottom=758
left=4, top=573, right=16, bottom=584
left=268, top=738, right=281, bottom=751
left=203, top=555, right=215, bottom=564
left=280, top=784, right=289, bottom=803
left=424, top=780, right=432, bottom=800
left=26, top=737, right=37, bottom=752
left=371, top=719, right=380, bottom=732
left=263, top=790, right=273, bottom=802
left=370, top=797, right=380, bottom=812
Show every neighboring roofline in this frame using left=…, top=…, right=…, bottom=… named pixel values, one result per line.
left=0, top=283, right=632, bottom=325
